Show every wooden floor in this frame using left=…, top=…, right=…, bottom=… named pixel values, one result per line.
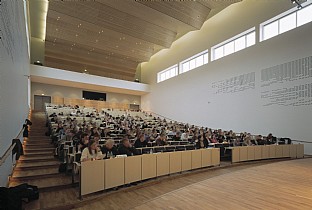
left=68, top=158, right=312, bottom=210
left=22, top=158, right=310, bottom=210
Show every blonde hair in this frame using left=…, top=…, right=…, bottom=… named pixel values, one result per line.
left=105, top=139, right=114, bottom=146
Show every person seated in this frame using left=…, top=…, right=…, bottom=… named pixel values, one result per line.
left=243, top=134, right=252, bottom=146
left=233, top=137, right=241, bottom=146
left=156, top=133, right=167, bottom=146
left=78, top=133, right=89, bottom=152
left=81, top=139, right=104, bottom=161
left=149, top=129, right=159, bottom=141
left=101, top=139, right=118, bottom=158
left=180, top=130, right=190, bottom=141
left=92, top=133, right=101, bottom=144
left=118, top=138, right=139, bottom=156
left=101, top=128, right=111, bottom=138
left=134, top=134, right=148, bottom=148
left=210, top=134, right=218, bottom=143
left=172, top=131, right=181, bottom=141
left=167, top=127, right=176, bottom=136
left=266, top=133, right=276, bottom=144
left=195, top=131, right=208, bottom=149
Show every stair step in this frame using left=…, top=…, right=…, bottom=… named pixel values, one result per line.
left=11, top=167, right=60, bottom=180
left=23, top=143, right=53, bottom=147
left=9, top=174, right=73, bottom=190
left=24, top=147, right=55, bottom=152
left=18, top=156, right=56, bottom=162
left=15, top=161, right=60, bottom=170
left=24, top=140, right=51, bottom=143
left=24, top=152, right=54, bottom=156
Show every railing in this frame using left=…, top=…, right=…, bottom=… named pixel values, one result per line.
left=144, top=110, right=178, bottom=123
left=292, top=140, right=312, bottom=144
left=0, top=126, right=24, bottom=167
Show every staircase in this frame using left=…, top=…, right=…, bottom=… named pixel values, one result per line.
left=9, top=112, right=73, bottom=191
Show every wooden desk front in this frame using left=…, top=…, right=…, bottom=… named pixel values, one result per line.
left=191, top=149, right=202, bottom=169
left=105, top=157, right=125, bottom=189
left=81, top=160, right=105, bottom=196
left=125, top=155, right=142, bottom=184
left=142, top=154, right=157, bottom=180
left=181, top=150, right=192, bottom=171
left=169, top=152, right=182, bottom=174
left=156, top=153, right=170, bottom=176
left=201, top=149, right=212, bottom=167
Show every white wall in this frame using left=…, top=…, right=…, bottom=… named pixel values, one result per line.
left=0, top=0, right=30, bottom=186
left=31, top=82, right=141, bottom=108
left=141, top=0, right=312, bottom=154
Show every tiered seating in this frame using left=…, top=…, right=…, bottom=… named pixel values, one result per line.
left=43, top=103, right=304, bottom=198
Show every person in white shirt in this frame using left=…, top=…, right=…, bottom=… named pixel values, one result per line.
left=181, top=130, right=190, bottom=141
left=81, top=139, right=105, bottom=161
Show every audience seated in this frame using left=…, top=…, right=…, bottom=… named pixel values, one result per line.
left=180, top=130, right=189, bottom=141
left=118, top=138, right=139, bottom=156
left=81, top=139, right=104, bottom=161
left=156, top=133, right=167, bottom=146
left=134, top=134, right=148, bottom=148
left=172, top=131, right=181, bottom=141
left=100, top=139, right=118, bottom=158
left=45, top=103, right=283, bottom=164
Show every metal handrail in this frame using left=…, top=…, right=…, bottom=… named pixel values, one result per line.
left=292, top=140, right=312, bottom=143
left=0, top=143, right=16, bottom=166
left=144, top=110, right=178, bottom=123
left=0, top=125, right=24, bottom=166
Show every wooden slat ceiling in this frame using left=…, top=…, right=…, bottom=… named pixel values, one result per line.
left=45, top=0, right=242, bottom=81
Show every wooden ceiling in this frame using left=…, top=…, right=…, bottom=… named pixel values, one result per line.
left=45, top=0, right=242, bottom=81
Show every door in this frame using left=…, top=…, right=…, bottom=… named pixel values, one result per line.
left=34, top=95, right=51, bottom=111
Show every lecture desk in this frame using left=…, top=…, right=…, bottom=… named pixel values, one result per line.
left=79, top=147, right=220, bottom=198
left=227, top=144, right=304, bottom=163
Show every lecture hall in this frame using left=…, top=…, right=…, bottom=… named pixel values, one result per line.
left=0, top=0, right=312, bottom=209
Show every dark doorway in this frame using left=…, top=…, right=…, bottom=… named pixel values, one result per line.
left=34, top=95, right=51, bottom=111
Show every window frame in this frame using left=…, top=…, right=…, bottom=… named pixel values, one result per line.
left=211, top=27, right=256, bottom=61
left=157, top=64, right=179, bottom=83
left=260, top=1, right=312, bottom=42
left=179, top=50, right=209, bottom=74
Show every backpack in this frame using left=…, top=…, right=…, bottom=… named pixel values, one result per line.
left=59, top=163, right=67, bottom=173
left=0, top=184, right=39, bottom=210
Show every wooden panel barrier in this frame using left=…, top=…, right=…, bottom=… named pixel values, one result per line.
left=82, top=147, right=311, bottom=198
left=268, top=145, right=276, bottom=159
left=229, top=144, right=304, bottom=164
left=211, top=148, right=220, bottom=166
left=191, top=150, right=202, bottom=169
left=231, top=147, right=240, bottom=163
left=142, top=154, right=157, bottom=180
left=156, top=153, right=170, bottom=176
left=181, top=150, right=192, bottom=171
left=105, top=158, right=125, bottom=189
left=282, top=145, right=290, bottom=158
left=239, top=146, right=248, bottom=162
left=289, top=144, right=297, bottom=158
left=169, top=152, right=182, bottom=174
left=254, top=146, right=262, bottom=160
left=124, top=156, right=142, bottom=184
left=201, top=149, right=212, bottom=167
left=80, top=160, right=105, bottom=196
left=247, top=146, right=255, bottom=161
left=275, top=145, right=283, bottom=158
left=296, top=144, right=304, bottom=158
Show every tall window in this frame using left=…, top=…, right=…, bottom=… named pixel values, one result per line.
left=260, top=2, right=312, bottom=41
left=211, top=28, right=256, bottom=61
left=180, top=50, right=208, bottom=74
left=157, top=65, right=178, bottom=83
